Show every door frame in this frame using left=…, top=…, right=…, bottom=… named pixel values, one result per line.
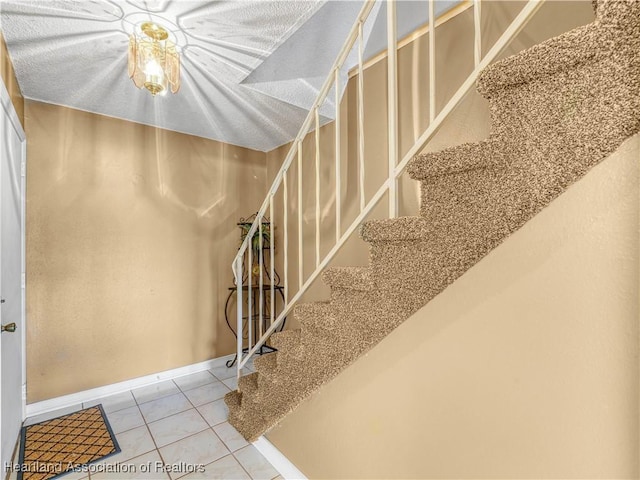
left=0, top=77, right=27, bottom=428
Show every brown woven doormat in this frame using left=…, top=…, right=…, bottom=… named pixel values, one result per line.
left=16, top=405, right=120, bottom=480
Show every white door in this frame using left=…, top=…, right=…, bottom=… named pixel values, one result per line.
left=0, top=79, right=26, bottom=470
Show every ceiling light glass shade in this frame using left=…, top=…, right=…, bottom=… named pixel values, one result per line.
left=128, top=22, right=180, bottom=96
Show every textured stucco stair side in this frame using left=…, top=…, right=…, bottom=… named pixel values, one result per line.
left=225, top=0, right=640, bottom=442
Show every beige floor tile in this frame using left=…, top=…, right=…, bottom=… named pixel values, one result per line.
left=196, top=399, right=229, bottom=427
left=233, top=445, right=279, bottom=480
left=147, top=409, right=209, bottom=448
left=159, top=429, right=230, bottom=480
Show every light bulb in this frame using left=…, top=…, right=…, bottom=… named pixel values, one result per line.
left=143, top=58, right=167, bottom=96
left=144, top=58, right=163, bottom=77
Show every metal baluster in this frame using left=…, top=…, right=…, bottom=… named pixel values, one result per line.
left=334, top=68, right=341, bottom=243
left=358, top=21, right=365, bottom=211
left=269, top=196, right=275, bottom=330
left=297, top=142, right=303, bottom=291
left=259, top=215, right=264, bottom=342
left=429, top=0, right=436, bottom=123
left=235, top=257, right=243, bottom=383
left=315, top=108, right=321, bottom=268
left=387, top=0, right=398, bottom=218
left=247, top=237, right=252, bottom=359
left=283, top=171, right=289, bottom=305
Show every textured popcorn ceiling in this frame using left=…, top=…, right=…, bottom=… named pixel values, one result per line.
left=0, top=0, right=457, bottom=151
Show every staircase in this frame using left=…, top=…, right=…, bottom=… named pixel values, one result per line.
left=225, top=0, right=640, bottom=442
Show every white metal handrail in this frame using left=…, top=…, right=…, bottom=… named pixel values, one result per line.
left=233, top=0, right=544, bottom=380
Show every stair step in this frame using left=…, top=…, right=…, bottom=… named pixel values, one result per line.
left=269, top=328, right=302, bottom=351
left=224, top=390, right=241, bottom=409
left=295, top=302, right=350, bottom=348
left=253, top=352, right=277, bottom=374
left=293, top=302, right=334, bottom=328
left=225, top=392, right=272, bottom=442
left=238, top=372, right=259, bottom=394
left=596, top=0, right=640, bottom=27
left=360, top=217, right=430, bottom=243
left=253, top=353, right=284, bottom=384
left=321, top=266, right=374, bottom=291
left=406, top=139, right=502, bottom=181
left=476, top=23, right=597, bottom=99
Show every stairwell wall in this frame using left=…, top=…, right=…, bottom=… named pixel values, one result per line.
left=24, top=101, right=267, bottom=402
left=261, top=1, right=639, bottom=478
left=267, top=133, right=639, bottom=479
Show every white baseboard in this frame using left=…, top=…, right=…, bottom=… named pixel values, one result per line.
left=25, top=354, right=236, bottom=418
left=253, top=436, right=307, bottom=480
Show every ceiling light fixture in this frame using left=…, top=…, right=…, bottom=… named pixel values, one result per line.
left=128, top=22, right=180, bottom=96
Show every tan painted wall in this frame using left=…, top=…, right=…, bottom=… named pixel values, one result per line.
left=263, top=1, right=640, bottom=478
left=267, top=134, right=639, bottom=479
left=25, top=101, right=267, bottom=402
left=0, top=31, right=24, bottom=126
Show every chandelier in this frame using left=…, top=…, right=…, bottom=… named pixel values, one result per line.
left=128, top=22, right=180, bottom=96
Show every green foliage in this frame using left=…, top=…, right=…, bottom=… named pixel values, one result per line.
left=239, top=222, right=271, bottom=261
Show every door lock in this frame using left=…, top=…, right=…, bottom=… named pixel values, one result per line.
left=1, top=323, right=16, bottom=333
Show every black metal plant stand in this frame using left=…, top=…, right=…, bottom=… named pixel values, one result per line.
left=225, top=214, right=286, bottom=369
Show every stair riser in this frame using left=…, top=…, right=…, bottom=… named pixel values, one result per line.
left=322, top=267, right=374, bottom=292
left=253, top=352, right=277, bottom=374
left=293, top=303, right=343, bottom=340
left=419, top=173, right=518, bottom=242
left=269, top=329, right=301, bottom=351
left=407, top=141, right=502, bottom=182
left=368, top=228, right=512, bottom=316
left=296, top=307, right=368, bottom=348
left=328, top=289, right=404, bottom=348
left=241, top=364, right=332, bottom=415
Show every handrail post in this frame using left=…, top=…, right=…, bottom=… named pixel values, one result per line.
left=387, top=0, right=398, bottom=218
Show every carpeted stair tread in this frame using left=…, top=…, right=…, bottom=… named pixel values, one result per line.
left=406, top=139, right=503, bottom=181
left=476, top=23, right=599, bottom=98
left=360, top=216, right=431, bottom=243
left=227, top=0, right=640, bottom=442
left=322, top=266, right=374, bottom=291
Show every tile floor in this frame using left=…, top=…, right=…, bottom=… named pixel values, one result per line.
left=11, top=360, right=284, bottom=480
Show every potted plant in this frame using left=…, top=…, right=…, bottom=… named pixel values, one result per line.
left=238, top=215, right=272, bottom=282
